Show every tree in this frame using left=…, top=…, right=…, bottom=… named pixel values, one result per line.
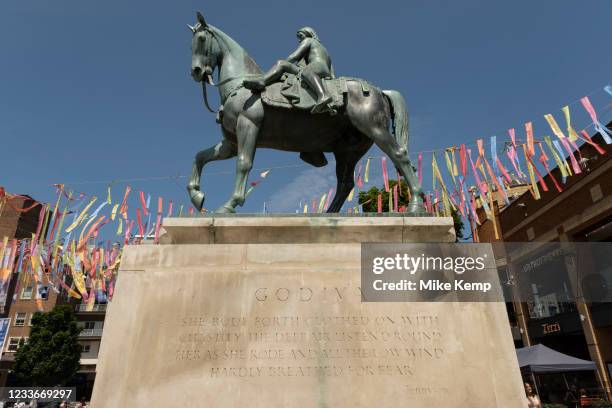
left=358, top=179, right=465, bottom=241
left=358, top=179, right=409, bottom=213
left=13, top=305, right=82, bottom=386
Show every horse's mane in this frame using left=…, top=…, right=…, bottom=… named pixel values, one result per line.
left=207, top=25, right=262, bottom=75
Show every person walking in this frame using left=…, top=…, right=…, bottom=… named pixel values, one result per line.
left=525, top=382, right=542, bottom=408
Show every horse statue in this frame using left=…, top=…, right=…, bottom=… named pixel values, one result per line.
left=186, top=12, right=424, bottom=214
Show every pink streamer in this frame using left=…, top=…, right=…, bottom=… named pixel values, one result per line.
left=139, top=191, right=149, bottom=216
left=124, top=220, right=135, bottom=245
left=154, top=197, right=163, bottom=243
left=560, top=138, right=582, bottom=174
left=356, top=164, right=363, bottom=188
left=417, top=153, right=423, bottom=185
left=467, top=149, right=487, bottom=197
left=324, top=188, right=334, bottom=211
left=393, top=184, right=399, bottom=212
left=381, top=157, right=390, bottom=192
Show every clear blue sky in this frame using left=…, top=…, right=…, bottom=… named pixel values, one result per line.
left=1, top=0, right=611, bottom=214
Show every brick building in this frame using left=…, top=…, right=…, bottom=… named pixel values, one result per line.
left=477, top=124, right=612, bottom=401
left=0, top=194, right=107, bottom=399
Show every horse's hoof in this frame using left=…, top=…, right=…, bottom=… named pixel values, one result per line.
left=215, top=204, right=236, bottom=214
left=408, top=202, right=428, bottom=215
left=188, top=190, right=205, bottom=212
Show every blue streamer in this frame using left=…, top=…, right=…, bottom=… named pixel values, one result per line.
left=594, top=122, right=612, bottom=145
left=552, top=140, right=568, bottom=184
left=490, top=135, right=498, bottom=174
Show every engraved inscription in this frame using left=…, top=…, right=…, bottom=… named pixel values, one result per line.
left=172, top=313, right=446, bottom=380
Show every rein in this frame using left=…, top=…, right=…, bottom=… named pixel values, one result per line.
left=201, top=81, right=218, bottom=114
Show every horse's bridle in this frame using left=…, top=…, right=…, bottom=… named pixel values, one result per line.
left=197, top=27, right=260, bottom=114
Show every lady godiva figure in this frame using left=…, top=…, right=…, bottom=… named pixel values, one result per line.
left=243, top=27, right=333, bottom=113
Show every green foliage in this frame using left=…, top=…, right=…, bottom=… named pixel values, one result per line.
left=451, top=206, right=465, bottom=242
left=591, top=401, right=612, bottom=408
left=542, top=404, right=566, bottom=408
left=13, top=305, right=82, bottom=386
left=357, top=179, right=409, bottom=213
left=358, top=179, right=465, bottom=241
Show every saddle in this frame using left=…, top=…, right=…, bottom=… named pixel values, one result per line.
left=259, top=75, right=373, bottom=168
left=261, top=74, right=369, bottom=114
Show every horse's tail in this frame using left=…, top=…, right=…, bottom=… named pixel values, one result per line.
left=382, top=90, right=409, bottom=149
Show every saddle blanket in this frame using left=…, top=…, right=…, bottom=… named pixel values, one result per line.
left=261, top=75, right=371, bottom=113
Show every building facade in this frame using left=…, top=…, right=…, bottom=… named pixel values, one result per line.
left=477, top=125, right=612, bottom=401
left=0, top=194, right=107, bottom=400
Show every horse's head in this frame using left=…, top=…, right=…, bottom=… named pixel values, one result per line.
left=188, top=12, right=219, bottom=84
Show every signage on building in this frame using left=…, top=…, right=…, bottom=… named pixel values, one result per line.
left=0, top=318, right=10, bottom=358
left=529, top=313, right=582, bottom=339
left=542, top=322, right=561, bottom=335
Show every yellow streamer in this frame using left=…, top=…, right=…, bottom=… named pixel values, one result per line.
left=432, top=153, right=455, bottom=216
left=451, top=148, right=459, bottom=176
left=67, top=287, right=81, bottom=299
left=544, top=114, right=567, bottom=140
left=487, top=186, right=499, bottom=240
left=317, top=194, right=326, bottom=213
left=364, top=158, right=371, bottom=183
left=0, top=237, right=7, bottom=265
left=107, top=185, right=112, bottom=204
left=561, top=105, right=580, bottom=141
left=544, top=136, right=570, bottom=178
left=444, top=149, right=457, bottom=187
left=110, top=203, right=119, bottom=221
left=347, top=187, right=354, bottom=202
left=52, top=193, right=71, bottom=260
left=65, top=196, right=97, bottom=233
left=72, top=269, right=87, bottom=297
left=432, top=153, right=441, bottom=190
left=522, top=145, right=541, bottom=200
left=38, top=205, right=50, bottom=245
left=86, top=284, right=96, bottom=311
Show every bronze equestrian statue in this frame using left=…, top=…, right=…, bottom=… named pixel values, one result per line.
left=186, top=12, right=424, bottom=214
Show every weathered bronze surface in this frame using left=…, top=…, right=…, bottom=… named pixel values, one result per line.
left=187, top=12, right=423, bottom=214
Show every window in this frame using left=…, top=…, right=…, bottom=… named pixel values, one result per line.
left=7, top=338, right=19, bottom=352
left=21, top=286, right=33, bottom=300
left=6, top=337, right=27, bottom=352
left=38, top=286, right=49, bottom=300
left=84, top=322, right=95, bottom=330
left=14, top=313, right=26, bottom=326
left=82, top=344, right=91, bottom=353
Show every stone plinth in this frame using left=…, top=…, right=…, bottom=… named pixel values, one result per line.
left=91, top=216, right=525, bottom=407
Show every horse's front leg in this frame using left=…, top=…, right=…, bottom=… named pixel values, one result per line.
left=187, top=139, right=236, bottom=211
left=216, top=115, right=259, bottom=213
